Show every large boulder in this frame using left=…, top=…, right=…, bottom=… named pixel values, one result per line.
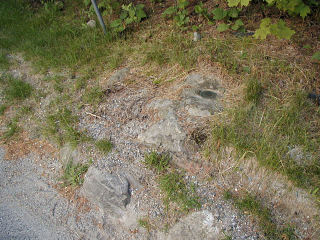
left=82, top=167, right=130, bottom=216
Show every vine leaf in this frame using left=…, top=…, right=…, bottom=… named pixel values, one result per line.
left=217, top=23, right=230, bottom=32
left=270, top=20, right=295, bottom=40
left=227, top=0, right=251, bottom=7
left=253, top=18, right=271, bottom=39
left=212, top=8, right=227, bottom=20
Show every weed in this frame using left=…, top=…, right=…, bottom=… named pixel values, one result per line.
left=95, top=139, right=113, bottom=154
left=244, top=78, right=262, bottom=104
left=144, top=151, right=170, bottom=173
left=138, top=217, right=152, bottom=232
left=0, top=104, right=7, bottom=115
left=60, top=160, right=91, bottom=187
left=4, top=76, right=32, bottom=101
left=82, top=86, right=104, bottom=105
left=159, top=172, right=201, bottom=212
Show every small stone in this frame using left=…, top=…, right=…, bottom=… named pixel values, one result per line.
left=87, top=20, right=96, bottom=28
left=193, top=32, right=201, bottom=41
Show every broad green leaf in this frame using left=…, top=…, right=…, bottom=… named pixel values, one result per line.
left=228, top=8, right=239, bottom=18
left=163, top=6, right=176, bottom=17
left=110, top=19, right=122, bottom=28
left=265, top=0, right=276, bottom=4
left=296, top=4, right=311, bottom=18
left=270, top=20, right=295, bottom=40
left=312, top=51, right=320, bottom=61
left=253, top=18, right=271, bottom=39
left=217, top=23, right=230, bottom=32
left=231, top=19, right=244, bottom=30
left=178, top=0, right=189, bottom=9
left=83, top=0, right=90, bottom=7
left=212, top=8, right=227, bottom=20
left=227, top=0, right=250, bottom=7
left=120, top=11, right=128, bottom=20
left=227, top=0, right=240, bottom=7
left=136, top=8, right=147, bottom=20
left=240, top=0, right=250, bottom=6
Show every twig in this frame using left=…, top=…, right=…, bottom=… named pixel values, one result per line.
left=85, top=112, right=103, bottom=119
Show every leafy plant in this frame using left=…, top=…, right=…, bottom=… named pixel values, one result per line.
left=254, top=18, right=295, bottom=40
left=212, top=7, right=243, bottom=32
left=110, top=3, right=147, bottom=32
left=163, top=0, right=190, bottom=29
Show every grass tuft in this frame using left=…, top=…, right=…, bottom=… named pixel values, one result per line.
left=60, top=160, right=91, bottom=187
left=44, top=107, right=88, bottom=147
left=244, top=78, right=262, bottom=104
left=2, top=120, right=19, bottom=141
left=95, top=139, right=113, bottom=154
left=82, top=86, right=104, bottom=105
left=4, top=76, right=32, bottom=101
left=144, top=151, right=170, bottom=173
left=159, top=172, right=201, bottom=212
left=0, top=104, right=7, bottom=115
left=138, top=217, right=152, bottom=232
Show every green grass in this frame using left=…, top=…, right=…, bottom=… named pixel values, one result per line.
left=95, top=139, right=113, bottom=154
left=225, top=191, right=297, bottom=239
left=0, top=0, right=116, bottom=71
left=143, top=151, right=200, bottom=212
left=60, top=160, right=91, bottom=187
left=82, top=86, right=104, bottom=105
left=245, top=78, right=263, bottom=104
left=2, top=120, right=19, bottom=141
left=44, top=107, right=89, bottom=147
left=0, top=104, right=7, bottom=115
left=159, top=172, right=201, bottom=212
left=3, top=76, right=32, bottom=101
left=211, top=92, right=320, bottom=195
left=138, top=217, right=152, bottom=232
left=144, top=151, right=170, bottom=173
left=0, top=49, right=9, bottom=70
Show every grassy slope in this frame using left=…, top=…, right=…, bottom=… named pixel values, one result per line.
left=0, top=0, right=319, bottom=237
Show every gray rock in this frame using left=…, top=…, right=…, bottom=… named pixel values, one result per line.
left=107, top=68, right=130, bottom=90
left=193, top=32, right=201, bottom=41
left=287, top=146, right=312, bottom=166
left=181, top=73, right=223, bottom=117
left=138, top=110, right=186, bottom=153
left=184, top=73, right=219, bottom=89
left=82, top=167, right=130, bottom=216
left=87, top=20, right=96, bottom=28
left=158, top=210, right=223, bottom=240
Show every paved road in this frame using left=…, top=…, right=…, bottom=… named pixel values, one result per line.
left=0, top=147, right=75, bottom=240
